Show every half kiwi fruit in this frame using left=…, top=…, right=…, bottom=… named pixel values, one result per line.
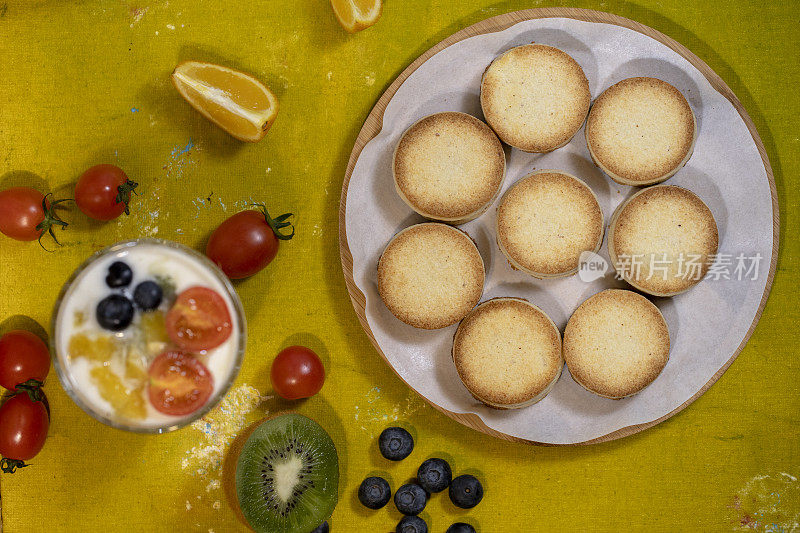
left=236, top=413, right=339, bottom=532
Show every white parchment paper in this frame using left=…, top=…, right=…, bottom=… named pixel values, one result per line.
left=344, top=18, right=774, bottom=444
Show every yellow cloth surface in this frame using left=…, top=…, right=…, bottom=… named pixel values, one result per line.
left=0, top=0, right=798, bottom=531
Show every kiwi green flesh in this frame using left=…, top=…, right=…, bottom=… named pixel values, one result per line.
left=236, top=414, right=339, bottom=533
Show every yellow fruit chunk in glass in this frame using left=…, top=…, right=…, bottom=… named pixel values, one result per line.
left=330, top=0, right=382, bottom=33
left=90, top=366, right=147, bottom=420
left=124, top=349, right=149, bottom=382
left=68, top=333, right=116, bottom=362
left=140, top=310, right=169, bottom=356
left=171, top=61, right=278, bottom=142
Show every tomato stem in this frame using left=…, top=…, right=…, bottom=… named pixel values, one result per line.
left=251, top=203, right=295, bottom=240
left=115, top=179, right=139, bottom=215
left=0, top=458, right=29, bottom=474
left=15, top=379, right=44, bottom=402
left=35, top=193, right=70, bottom=251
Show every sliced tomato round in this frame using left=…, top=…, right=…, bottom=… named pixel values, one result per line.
left=165, top=287, right=233, bottom=352
left=147, top=351, right=214, bottom=416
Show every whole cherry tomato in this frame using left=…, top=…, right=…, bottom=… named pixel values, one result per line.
left=206, top=204, right=294, bottom=279
left=74, top=164, right=138, bottom=221
left=0, top=187, right=68, bottom=245
left=270, top=346, right=325, bottom=400
left=0, top=392, right=49, bottom=472
left=0, top=330, right=50, bottom=390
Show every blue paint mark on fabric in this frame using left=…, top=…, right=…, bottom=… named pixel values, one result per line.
left=177, top=138, right=194, bottom=156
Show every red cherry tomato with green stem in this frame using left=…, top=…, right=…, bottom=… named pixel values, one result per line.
left=206, top=204, right=294, bottom=279
left=0, top=392, right=49, bottom=473
left=74, top=164, right=138, bottom=221
left=0, top=187, right=69, bottom=247
left=0, top=330, right=50, bottom=391
left=270, top=346, right=325, bottom=400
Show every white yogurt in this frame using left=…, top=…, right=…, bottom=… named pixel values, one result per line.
left=53, top=241, right=244, bottom=431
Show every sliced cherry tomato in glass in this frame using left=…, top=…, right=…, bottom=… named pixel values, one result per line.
left=270, top=346, right=325, bottom=400
left=0, top=392, right=49, bottom=472
left=165, top=287, right=232, bottom=352
left=0, top=330, right=51, bottom=390
left=147, top=351, right=213, bottom=416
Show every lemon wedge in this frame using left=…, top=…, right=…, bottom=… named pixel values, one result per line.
left=172, top=61, right=278, bottom=142
left=330, top=0, right=382, bottom=33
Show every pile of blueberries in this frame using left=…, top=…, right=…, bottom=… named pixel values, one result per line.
left=95, top=261, right=163, bottom=331
left=358, top=427, right=483, bottom=533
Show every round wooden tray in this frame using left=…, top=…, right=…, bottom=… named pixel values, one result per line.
left=338, top=7, right=779, bottom=445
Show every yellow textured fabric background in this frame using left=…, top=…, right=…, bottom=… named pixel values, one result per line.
left=0, top=0, right=797, bottom=531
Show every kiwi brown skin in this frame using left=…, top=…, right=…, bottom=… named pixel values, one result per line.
left=223, top=415, right=268, bottom=528
left=227, top=412, right=339, bottom=532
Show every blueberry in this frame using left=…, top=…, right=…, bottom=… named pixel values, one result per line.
left=449, top=474, right=483, bottom=509
left=417, top=457, right=452, bottom=493
left=396, top=515, right=427, bottom=533
left=96, top=294, right=134, bottom=331
left=394, top=483, right=427, bottom=516
left=358, top=476, right=391, bottom=510
left=310, top=522, right=329, bottom=533
left=105, top=261, right=133, bottom=288
left=379, top=427, right=414, bottom=461
left=447, top=524, right=476, bottom=533
left=133, top=281, right=163, bottom=311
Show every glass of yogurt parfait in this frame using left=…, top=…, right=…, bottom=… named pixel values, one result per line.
left=51, top=239, right=246, bottom=433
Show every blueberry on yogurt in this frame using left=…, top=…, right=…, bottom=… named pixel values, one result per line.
left=96, top=294, right=134, bottom=331
left=106, top=261, right=133, bottom=288
left=133, top=280, right=163, bottom=311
